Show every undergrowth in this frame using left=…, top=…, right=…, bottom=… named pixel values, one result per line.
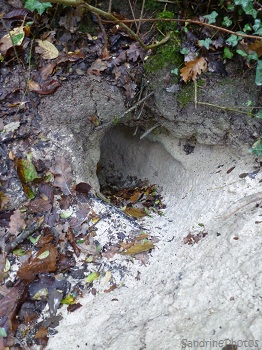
left=11, top=0, right=262, bottom=154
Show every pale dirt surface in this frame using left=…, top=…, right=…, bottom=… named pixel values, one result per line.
left=44, top=134, right=262, bottom=350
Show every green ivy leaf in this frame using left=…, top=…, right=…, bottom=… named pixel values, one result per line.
left=203, top=11, right=218, bottom=24
left=243, top=23, right=252, bottom=32
left=253, top=19, right=261, bottom=32
left=223, top=47, right=234, bottom=59
left=234, top=0, right=257, bottom=18
left=171, top=68, right=179, bottom=75
left=0, top=327, right=7, bottom=338
left=236, top=49, right=248, bottom=57
left=199, top=38, right=212, bottom=49
left=222, top=16, right=233, bottom=27
left=254, top=28, right=262, bottom=36
left=256, top=110, right=262, bottom=119
left=24, top=0, right=52, bottom=15
left=226, top=34, right=241, bottom=47
left=255, top=60, right=262, bottom=86
left=247, top=52, right=258, bottom=62
left=180, top=47, right=190, bottom=55
left=251, top=138, right=262, bottom=155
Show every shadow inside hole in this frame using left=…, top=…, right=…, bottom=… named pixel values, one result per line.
left=97, top=125, right=185, bottom=195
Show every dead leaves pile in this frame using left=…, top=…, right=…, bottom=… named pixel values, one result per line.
left=102, top=181, right=166, bottom=219
left=0, top=6, right=146, bottom=103
left=0, top=150, right=158, bottom=348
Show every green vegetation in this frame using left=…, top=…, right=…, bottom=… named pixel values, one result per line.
left=144, top=37, right=182, bottom=73
left=18, top=0, right=262, bottom=154
left=177, top=83, right=194, bottom=109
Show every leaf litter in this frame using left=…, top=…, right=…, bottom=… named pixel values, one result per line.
left=0, top=140, right=160, bottom=348
left=2, top=0, right=255, bottom=347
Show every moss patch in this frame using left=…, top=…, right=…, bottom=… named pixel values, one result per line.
left=144, top=36, right=182, bottom=74
left=177, top=83, right=194, bottom=108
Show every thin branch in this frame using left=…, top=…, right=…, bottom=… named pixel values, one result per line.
left=40, top=0, right=171, bottom=49
left=96, top=14, right=109, bottom=58
left=40, top=0, right=261, bottom=47
left=127, top=0, right=138, bottom=32
left=137, top=0, right=145, bottom=35
left=118, top=91, right=154, bottom=119
left=5, top=217, right=44, bottom=254
left=197, top=101, right=257, bottom=117
left=103, top=18, right=262, bottom=41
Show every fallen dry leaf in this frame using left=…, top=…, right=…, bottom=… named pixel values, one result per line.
left=183, top=231, right=208, bottom=245
left=35, top=40, right=59, bottom=59
left=0, top=192, right=9, bottom=210
left=17, top=244, right=58, bottom=281
left=87, top=58, right=108, bottom=75
left=8, top=209, right=25, bottom=236
left=0, top=281, right=26, bottom=333
left=0, top=25, right=25, bottom=56
left=28, top=198, right=52, bottom=213
left=124, top=207, right=146, bottom=218
left=121, top=240, right=154, bottom=255
left=249, top=40, right=262, bottom=57
left=50, top=157, right=72, bottom=195
left=180, top=57, right=207, bottom=82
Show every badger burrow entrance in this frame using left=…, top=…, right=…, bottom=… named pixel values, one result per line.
left=96, top=125, right=186, bottom=207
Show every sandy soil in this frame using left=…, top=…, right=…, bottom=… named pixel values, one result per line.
left=45, top=135, right=262, bottom=350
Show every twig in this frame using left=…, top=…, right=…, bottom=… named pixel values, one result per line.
left=103, top=18, right=262, bottom=41
left=194, top=80, right=197, bottom=110
left=118, top=91, right=154, bottom=120
left=96, top=14, right=109, bottom=59
left=140, top=123, right=160, bottom=139
left=127, top=0, right=138, bottom=32
left=40, top=0, right=171, bottom=49
left=197, top=101, right=257, bottom=117
left=136, top=0, right=145, bottom=35
left=5, top=218, right=44, bottom=254
left=40, top=0, right=262, bottom=43
left=108, top=0, right=112, bottom=13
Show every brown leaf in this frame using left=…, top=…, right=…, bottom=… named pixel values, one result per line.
left=87, top=58, right=108, bottom=75
left=67, top=303, right=82, bottom=313
left=28, top=198, right=52, bottom=213
left=3, top=9, right=32, bottom=21
left=35, top=40, right=59, bottom=60
left=17, top=244, right=58, bottom=281
left=183, top=231, right=208, bottom=245
left=28, top=79, right=61, bottom=95
left=66, top=227, right=81, bottom=257
left=34, top=326, right=48, bottom=347
left=50, top=157, right=72, bottom=195
left=0, top=25, right=25, bottom=56
left=121, top=240, right=154, bottom=255
left=124, top=207, right=146, bottom=218
left=0, top=192, right=9, bottom=210
left=249, top=40, right=262, bottom=57
left=75, top=182, right=91, bottom=195
left=40, top=62, right=56, bottom=80
left=0, top=281, right=26, bottom=333
left=180, top=57, right=207, bottom=82
left=38, top=183, right=54, bottom=203
left=126, top=43, right=145, bottom=62
left=0, top=253, right=7, bottom=283
left=8, top=209, right=25, bottom=236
